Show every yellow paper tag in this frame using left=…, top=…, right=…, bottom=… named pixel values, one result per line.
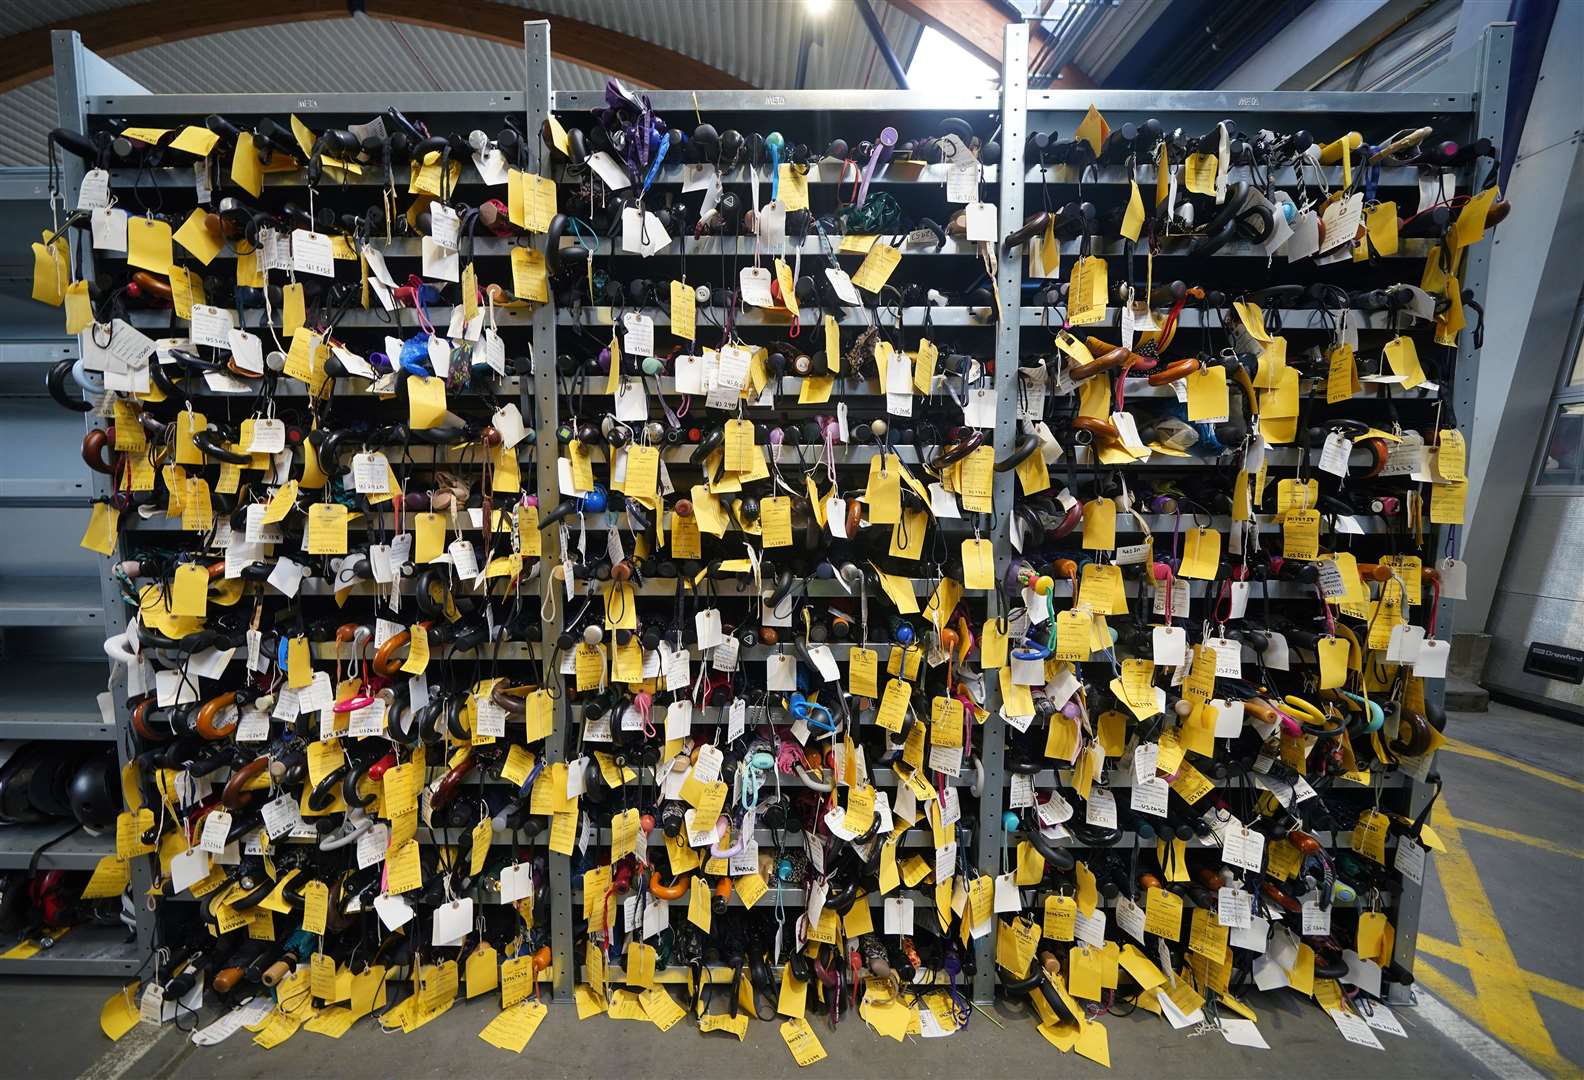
left=851, top=244, right=901, bottom=293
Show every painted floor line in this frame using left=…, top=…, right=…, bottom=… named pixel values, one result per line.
left=1432, top=798, right=1574, bottom=1077
left=1439, top=738, right=1584, bottom=795
left=78, top=1018, right=172, bottom=1080
left=1453, top=819, right=1584, bottom=861
left=1418, top=935, right=1584, bottom=1012
left=1410, top=986, right=1548, bottom=1080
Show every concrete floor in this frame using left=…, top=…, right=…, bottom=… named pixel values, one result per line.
left=4, top=702, right=1579, bottom=1080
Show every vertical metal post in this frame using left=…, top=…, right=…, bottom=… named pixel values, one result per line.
left=53, top=29, right=153, bottom=973
left=970, top=19, right=1029, bottom=1005
left=1391, top=21, right=1512, bottom=1005
left=523, top=18, right=573, bottom=1004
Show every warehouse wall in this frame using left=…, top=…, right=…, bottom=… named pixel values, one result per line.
left=1486, top=495, right=1584, bottom=714
left=0, top=194, right=97, bottom=545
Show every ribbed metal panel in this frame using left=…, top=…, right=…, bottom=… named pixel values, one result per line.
left=484, top=0, right=923, bottom=89
left=0, top=79, right=61, bottom=168
left=0, top=19, right=605, bottom=164
left=0, top=2, right=923, bottom=164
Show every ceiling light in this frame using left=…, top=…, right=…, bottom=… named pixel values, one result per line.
left=805, top=0, right=833, bottom=16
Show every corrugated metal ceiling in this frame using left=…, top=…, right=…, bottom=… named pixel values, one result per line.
left=0, top=1, right=924, bottom=165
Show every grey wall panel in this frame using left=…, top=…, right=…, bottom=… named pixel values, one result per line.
left=1493, top=497, right=1584, bottom=603
left=1486, top=589, right=1584, bottom=711
left=0, top=395, right=101, bottom=579
left=1485, top=494, right=1584, bottom=710
left=0, top=509, right=99, bottom=579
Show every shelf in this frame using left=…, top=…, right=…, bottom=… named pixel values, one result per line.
left=1011, top=769, right=1407, bottom=791
left=0, top=824, right=116, bottom=871
left=559, top=160, right=996, bottom=189
left=0, top=662, right=116, bottom=741
left=574, top=884, right=938, bottom=909
left=1034, top=237, right=1433, bottom=259
left=1023, top=162, right=1424, bottom=189
left=163, top=376, right=526, bottom=399
left=1013, top=827, right=1392, bottom=851
left=1019, top=307, right=1431, bottom=331
left=310, top=641, right=542, bottom=661
left=0, top=924, right=142, bottom=976
left=1021, top=88, right=1470, bottom=113
left=587, top=236, right=987, bottom=258
left=558, top=306, right=995, bottom=328
left=108, top=158, right=509, bottom=190
left=624, top=763, right=981, bottom=790
left=589, top=962, right=958, bottom=986
left=593, top=828, right=934, bottom=849
left=0, top=578, right=104, bottom=627
left=123, top=303, right=1432, bottom=335
left=554, top=89, right=1001, bottom=112
left=0, top=342, right=79, bottom=367
left=0, top=479, right=98, bottom=509
left=91, top=90, right=526, bottom=116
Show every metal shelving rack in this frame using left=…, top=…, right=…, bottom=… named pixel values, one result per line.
left=43, top=29, right=545, bottom=979
left=995, top=22, right=1508, bottom=1006
left=35, top=16, right=1506, bottom=1001
left=538, top=42, right=1022, bottom=1004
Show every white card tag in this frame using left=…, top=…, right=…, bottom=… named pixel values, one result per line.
left=739, top=266, right=775, bottom=308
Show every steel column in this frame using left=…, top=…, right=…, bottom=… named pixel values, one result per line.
left=969, top=19, right=1029, bottom=1005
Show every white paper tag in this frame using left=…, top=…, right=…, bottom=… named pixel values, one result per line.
left=92, top=208, right=127, bottom=251
left=78, top=168, right=111, bottom=209
left=1284, top=209, right=1320, bottom=260
left=188, top=304, right=234, bottom=349
left=806, top=645, right=841, bottom=683
left=1084, top=787, right=1118, bottom=828
left=428, top=203, right=460, bottom=251
left=739, top=266, right=774, bottom=308
left=1319, top=432, right=1353, bottom=477
left=449, top=539, right=479, bottom=579
left=261, top=794, right=301, bottom=839
left=1152, top=626, right=1187, bottom=666
left=1130, top=777, right=1169, bottom=817
left=1223, top=823, right=1266, bottom=872
left=291, top=229, right=334, bottom=277
left=1218, top=887, right=1253, bottom=929
left=432, top=898, right=473, bottom=945
left=964, top=387, right=997, bottom=429
left=357, top=823, right=389, bottom=869
left=499, top=861, right=535, bottom=904
left=1206, top=636, right=1243, bottom=678
left=945, top=161, right=980, bottom=203
left=1116, top=896, right=1147, bottom=944
left=588, top=151, right=632, bottom=191
left=825, top=267, right=861, bottom=305
left=194, top=809, right=232, bottom=855
left=965, top=201, right=997, bottom=242
left=374, top=892, right=415, bottom=931
left=884, top=897, right=915, bottom=935
left=1413, top=637, right=1450, bottom=678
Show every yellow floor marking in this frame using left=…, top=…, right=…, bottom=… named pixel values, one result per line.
left=1433, top=799, right=1577, bottom=1076
left=1419, top=934, right=1584, bottom=1012
left=1439, top=738, right=1584, bottom=795
left=1453, top=819, right=1584, bottom=861
left=1417, top=958, right=1487, bottom=1019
